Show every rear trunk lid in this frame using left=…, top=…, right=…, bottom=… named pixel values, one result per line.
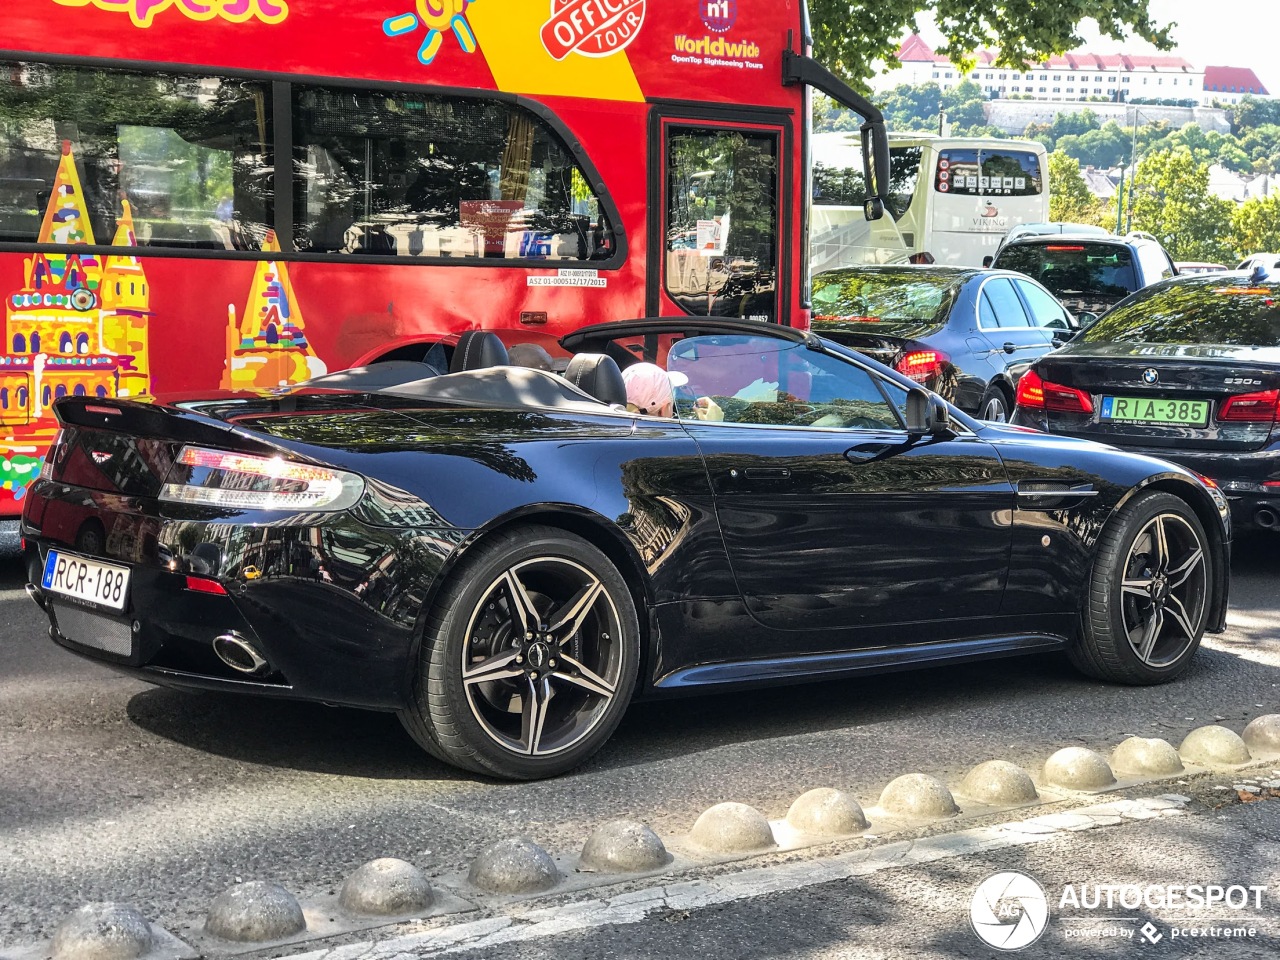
left=1036, top=342, right=1280, bottom=452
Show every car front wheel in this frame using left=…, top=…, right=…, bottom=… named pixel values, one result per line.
left=399, top=525, right=639, bottom=779
left=1069, top=491, right=1211, bottom=685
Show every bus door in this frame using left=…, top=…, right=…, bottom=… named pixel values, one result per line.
left=648, top=109, right=790, bottom=324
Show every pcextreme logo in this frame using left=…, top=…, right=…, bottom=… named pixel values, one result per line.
left=540, top=0, right=646, bottom=61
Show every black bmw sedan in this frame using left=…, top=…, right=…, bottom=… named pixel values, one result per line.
left=1012, top=274, right=1280, bottom=533
left=23, top=320, right=1228, bottom=780
left=811, top=265, right=1075, bottom=423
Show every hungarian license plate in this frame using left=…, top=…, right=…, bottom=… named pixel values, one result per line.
left=41, top=550, right=131, bottom=612
left=1100, top=396, right=1210, bottom=427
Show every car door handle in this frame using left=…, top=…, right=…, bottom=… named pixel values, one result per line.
left=1003, top=342, right=1017, bottom=354
left=742, top=467, right=791, bottom=481
left=844, top=443, right=894, bottom=463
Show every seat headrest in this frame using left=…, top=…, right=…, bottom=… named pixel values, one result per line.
left=450, top=330, right=510, bottom=373
left=563, top=353, right=627, bottom=407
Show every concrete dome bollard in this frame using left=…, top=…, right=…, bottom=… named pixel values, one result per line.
left=785, top=788, right=868, bottom=836
left=1242, top=715, right=1280, bottom=757
left=1179, top=725, right=1251, bottom=767
left=580, top=820, right=671, bottom=872
left=1043, top=748, right=1116, bottom=790
left=468, top=838, right=559, bottom=894
left=52, top=904, right=153, bottom=960
left=339, top=858, right=434, bottom=916
left=688, top=802, right=776, bottom=854
left=958, top=760, right=1039, bottom=805
left=205, top=881, right=306, bottom=942
left=1111, top=737, right=1184, bottom=777
left=878, top=774, right=959, bottom=818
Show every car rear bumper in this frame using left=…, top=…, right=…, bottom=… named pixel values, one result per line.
left=21, top=479, right=460, bottom=709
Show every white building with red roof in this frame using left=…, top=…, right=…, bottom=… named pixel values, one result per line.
left=876, top=34, right=1267, bottom=107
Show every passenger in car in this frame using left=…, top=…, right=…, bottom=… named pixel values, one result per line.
left=508, top=343, right=556, bottom=371
left=621, top=362, right=677, bottom=417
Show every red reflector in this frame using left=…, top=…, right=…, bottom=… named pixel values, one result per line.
left=1263, top=481, right=1280, bottom=488
left=1219, top=389, right=1279, bottom=422
left=84, top=405, right=122, bottom=416
left=185, top=576, right=227, bottom=595
left=1196, top=474, right=1220, bottom=489
left=1044, top=245, right=1085, bottom=251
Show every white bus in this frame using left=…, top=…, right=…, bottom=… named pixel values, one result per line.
left=811, top=133, right=1049, bottom=270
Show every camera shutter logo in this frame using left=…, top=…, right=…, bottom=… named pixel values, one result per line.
left=970, top=871, right=1050, bottom=951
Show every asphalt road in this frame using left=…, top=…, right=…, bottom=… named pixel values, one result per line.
left=1, top=535, right=1278, bottom=950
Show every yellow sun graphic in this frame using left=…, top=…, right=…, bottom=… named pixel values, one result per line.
left=383, top=0, right=479, bottom=65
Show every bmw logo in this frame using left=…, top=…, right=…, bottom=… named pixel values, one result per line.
left=1141, top=368, right=1159, bottom=385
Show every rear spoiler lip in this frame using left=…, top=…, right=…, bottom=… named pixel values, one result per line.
left=51, top=395, right=289, bottom=458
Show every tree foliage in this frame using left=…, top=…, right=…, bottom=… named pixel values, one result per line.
left=810, top=0, right=1173, bottom=92
left=1046, top=151, right=1110, bottom=226
left=1231, top=194, right=1280, bottom=255
left=1127, top=148, right=1235, bottom=262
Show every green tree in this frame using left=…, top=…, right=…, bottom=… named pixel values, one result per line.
left=809, top=1, right=1172, bottom=91
left=1047, top=150, right=1109, bottom=226
left=1231, top=194, right=1280, bottom=255
left=1127, top=148, right=1235, bottom=262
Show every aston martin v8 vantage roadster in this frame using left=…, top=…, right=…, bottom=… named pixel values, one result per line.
left=22, top=319, right=1230, bottom=779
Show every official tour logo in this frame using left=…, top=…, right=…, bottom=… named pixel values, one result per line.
left=540, top=0, right=646, bottom=60
left=971, top=871, right=1050, bottom=951
left=699, top=0, right=736, bottom=32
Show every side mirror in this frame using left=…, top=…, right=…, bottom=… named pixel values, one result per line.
left=859, top=120, right=890, bottom=222
left=906, top=388, right=953, bottom=437
left=1076, top=311, right=1098, bottom=329
left=863, top=197, right=885, bottom=221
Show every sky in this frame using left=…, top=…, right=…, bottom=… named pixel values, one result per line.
left=916, top=0, right=1278, bottom=94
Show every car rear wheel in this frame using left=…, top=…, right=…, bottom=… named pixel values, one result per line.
left=399, top=525, right=639, bottom=779
left=978, top=386, right=1009, bottom=423
left=1069, top=491, right=1210, bottom=685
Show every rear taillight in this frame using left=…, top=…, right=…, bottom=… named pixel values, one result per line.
left=1218, top=389, right=1279, bottom=422
left=1015, top=369, right=1094, bottom=414
left=896, top=349, right=948, bottom=385
left=39, top=429, right=65, bottom=481
left=184, top=576, right=228, bottom=595
left=160, top=446, right=364, bottom=512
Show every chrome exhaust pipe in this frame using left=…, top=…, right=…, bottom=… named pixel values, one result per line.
left=212, top=632, right=270, bottom=676
left=1255, top=507, right=1279, bottom=530
left=24, top=583, right=46, bottom=611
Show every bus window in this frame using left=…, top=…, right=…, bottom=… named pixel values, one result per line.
left=664, top=128, right=778, bottom=322
left=0, top=61, right=273, bottom=249
left=812, top=143, right=920, bottom=220
left=936, top=149, right=1042, bottom=197
left=291, top=87, right=612, bottom=262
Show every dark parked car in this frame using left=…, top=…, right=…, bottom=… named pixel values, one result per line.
left=993, top=232, right=1176, bottom=324
left=24, top=321, right=1228, bottom=780
left=1011, top=273, right=1280, bottom=532
left=811, top=265, right=1075, bottom=422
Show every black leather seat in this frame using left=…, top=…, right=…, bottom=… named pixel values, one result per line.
left=562, top=353, right=627, bottom=407
left=450, top=330, right=510, bottom=373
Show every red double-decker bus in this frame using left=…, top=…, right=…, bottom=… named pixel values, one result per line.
left=0, top=0, right=892, bottom=515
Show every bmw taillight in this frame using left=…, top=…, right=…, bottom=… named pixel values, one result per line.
left=896, top=349, right=948, bottom=385
left=1218, top=389, right=1279, bottom=422
left=1015, top=370, right=1094, bottom=414
left=160, top=446, right=364, bottom=512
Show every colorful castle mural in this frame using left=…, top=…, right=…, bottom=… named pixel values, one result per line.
left=1, top=142, right=153, bottom=501
left=221, top=231, right=327, bottom=390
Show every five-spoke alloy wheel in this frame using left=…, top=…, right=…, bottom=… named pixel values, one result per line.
left=1071, top=491, right=1212, bottom=684
left=399, top=525, right=639, bottom=779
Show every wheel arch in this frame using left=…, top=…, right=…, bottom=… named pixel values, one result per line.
left=1114, top=475, right=1230, bottom=633
left=405, top=504, right=656, bottom=699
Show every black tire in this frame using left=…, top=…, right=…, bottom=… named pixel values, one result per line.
left=977, top=385, right=1010, bottom=423
left=398, top=525, right=639, bottom=780
left=1069, top=491, right=1211, bottom=685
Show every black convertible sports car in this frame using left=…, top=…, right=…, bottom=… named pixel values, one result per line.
left=23, top=319, right=1230, bottom=779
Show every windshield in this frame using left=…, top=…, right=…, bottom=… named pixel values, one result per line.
left=810, top=270, right=960, bottom=328
left=1080, top=280, right=1280, bottom=346
left=997, top=242, right=1137, bottom=299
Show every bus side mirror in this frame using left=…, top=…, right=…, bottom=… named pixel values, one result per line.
left=859, top=120, right=891, bottom=222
